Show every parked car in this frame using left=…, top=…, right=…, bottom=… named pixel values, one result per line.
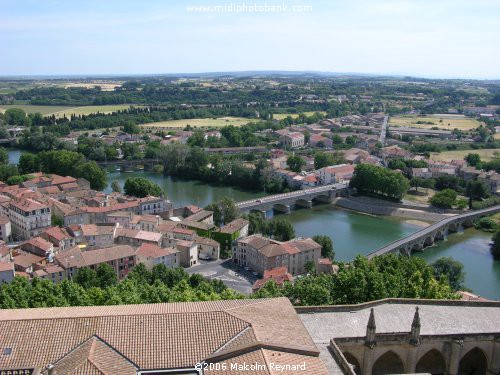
left=198, top=253, right=211, bottom=260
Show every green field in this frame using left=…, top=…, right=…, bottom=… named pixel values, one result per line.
left=390, top=114, right=482, bottom=130
left=0, top=104, right=133, bottom=117
left=272, top=111, right=327, bottom=120
left=431, top=149, right=499, bottom=162
left=140, top=117, right=252, bottom=129
left=0, top=104, right=75, bottom=115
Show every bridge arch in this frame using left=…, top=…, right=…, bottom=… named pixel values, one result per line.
left=272, top=203, right=291, bottom=214
left=423, top=236, right=434, bottom=247
left=415, top=349, right=447, bottom=374
left=372, top=351, right=405, bottom=375
left=343, top=352, right=361, bottom=375
left=458, top=347, right=488, bottom=375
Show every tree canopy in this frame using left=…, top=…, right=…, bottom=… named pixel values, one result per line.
left=349, top=164, right=409, bottom=200
left=124, top=177, right=163, bottom=198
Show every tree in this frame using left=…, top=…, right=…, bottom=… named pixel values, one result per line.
left=4, top=108, right=28, bottom=126
left=287, top=154, right=305, bottom=173
left=431, top=257, right=465, bottom=291
left=466, top=180, right=490, bottom=200
left=123, top=121, right=141, bottom=134
left=312, top=235, right=334, bottom=259
left=491, top=230, right=500, bottom=260
left=18, top=153, right=40, bottom=174
left=313, top=151, right=345, bottom=170
left=465, top=153, right=481, bottom=167
left=305, top=260, right=316, bottom=274
left=268, top=218, right=295, bottom=241
left=111, top=181, right=122, bottom=193
left=430, top=189, right=457, bottom=208
left=74, top=268, right=97, bottom=289
left=75, top=161, right=107, bottom=190
left=95, top=263, right=117, bottom=289
left=0, top=147, right=8, bottom=165
left=124, top=177, right=163, bottom=198
left=206, top=197, right=239, bottom=226
left=349, top=164, right=410, bottom=201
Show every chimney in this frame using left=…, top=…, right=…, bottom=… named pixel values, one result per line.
left=365, top=308, right=376, bottom=348
left=409, top=306, right=421, bottom=346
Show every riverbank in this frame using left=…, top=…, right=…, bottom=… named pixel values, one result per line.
left=333, top=196, right=453, bottom=222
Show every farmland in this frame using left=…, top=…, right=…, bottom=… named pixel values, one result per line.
left=0, top=104, right=133, bottom=117
left=272, top=111, right=327, bottom=120
left=430, top=148, right=499, bottom=162
left=389, top=114, right=482, bottom=130
left=140, top=117, right=252, bottom=129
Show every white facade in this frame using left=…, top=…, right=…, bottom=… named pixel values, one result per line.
left=9, top=199, right=51, bottom=240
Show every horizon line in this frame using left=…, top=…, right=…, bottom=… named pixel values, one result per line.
left=1, top=70, right=499, bottom=82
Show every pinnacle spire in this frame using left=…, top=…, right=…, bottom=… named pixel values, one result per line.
left=365, top=308, right=376, bottom=348
left=410, top=306, right=421, bottom=346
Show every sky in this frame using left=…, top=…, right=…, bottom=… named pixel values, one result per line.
left=1, top=0, right=499, bottom=79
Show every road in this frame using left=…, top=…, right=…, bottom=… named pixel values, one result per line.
left=236, top=182, right=348, bottom=209
left=186, top=259, right=258, bottom=295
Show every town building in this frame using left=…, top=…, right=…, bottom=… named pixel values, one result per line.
left=316, top=164, right=355, bottom=185
left=233, top=235, right=321, bottom=276
left=299, top=299, right=500, bottom=375
left=39, top=226, right=75, bottom=252
left=80, top=244, right=137, bottom=279
left=135, top=243, right=179, bottom=270
left=0, top=262, right=14, bottom=284
left=213, top=218, right=249, bottom=253
left=0, top=298, right=327, bottom=374
left=279, top=132, right=305, bottom=149
left=252, top=266, right=293, bottom=292
left=8, top=198, right=51, bottom=240
left=115, top=228, right=163, bottom=247
left=21, top=237, right=54, bottom=258
left=81, top=223, right=117, bottom=249
left=0, top=216, right=12, bottom=242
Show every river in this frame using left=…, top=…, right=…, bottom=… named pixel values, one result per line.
left=7, top=150, right=500, bottom=299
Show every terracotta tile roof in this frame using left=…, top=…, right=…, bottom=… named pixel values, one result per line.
left=156, top=222, right=178, bottom=233
left=219, top=218, right=249, bottom=234
left=48, top=336, right=136, bottom=375
left=59, top=182, right=80, bottom=191
left=38, top=186, right=62, bottom=195
left=0, top=262, right=14, bottom=272
left=23, top=237, right=53, bottom=252
left=9, top=198, right=48, bottom=212
left=42, top=226, right=71, bottom=242
left=258, top=243, right=288, bottom=258
left=173, top=227, right=195, bottom=235
left=185, top=209, right=213, bottom=222
left=13, top=253, right=44, bottom=268
left=116, top=228, right=162, bottom=242
left=0, top=298, right=323, bottom=374
left=51, top=175, right=77, bottom=186
left=136, top=243, right=178, bottom=258
left=81, top=224, right=116, bottom=237
left=194, top=236, right=220, bottom=247
left=81, top=245, right=136, bottom=266
left=54, top=246, right=86, bottom=269
left=288, top=238, right=321, bottom=252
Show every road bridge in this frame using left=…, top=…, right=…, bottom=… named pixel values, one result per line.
left=236, top=183, right=349, bottom=218
left=96, top=158, right=159, bottom=171
left=367, top=205, right=500, bottom=259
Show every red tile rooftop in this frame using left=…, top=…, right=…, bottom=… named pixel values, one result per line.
left=9, top=198, right=48, bottom=212
left=136, top=243, right=178, bottom=258
left=0, top=262, right=14, bottom=272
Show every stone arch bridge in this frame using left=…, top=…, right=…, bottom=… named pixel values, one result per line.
left=367, top=205, right=500, bottom=259
left=236, top=183, right=349, bottom=218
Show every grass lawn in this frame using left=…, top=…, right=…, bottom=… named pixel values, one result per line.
left=389, top=114, right=482, bottom=130
left=405, top=189, right=435, bottom=204
left=430, top=149, right=499, bottom=163
left=272, top=111, right=327, bottom=120
left=140, top=117, right=252, bottom=129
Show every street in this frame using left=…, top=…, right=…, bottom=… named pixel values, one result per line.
left=186, top=258, right=258, bottom=295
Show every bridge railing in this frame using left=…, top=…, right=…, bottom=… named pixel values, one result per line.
left=366, top=205, right=500, bottom=258
left=236, top=183, right=347, bottom=208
